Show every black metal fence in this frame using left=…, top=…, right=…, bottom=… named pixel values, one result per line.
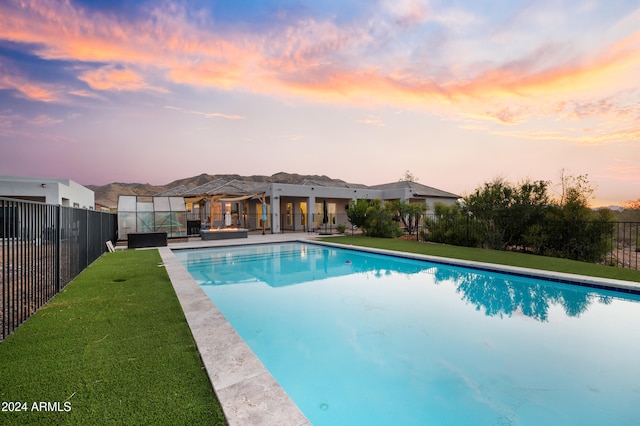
left=1, top=198, right=117, bottom=340
left=188, top=212, right=353, bottom=234
left=279, top=212, right=351, bottom=233
left=416, top=213, right=639, bottom=270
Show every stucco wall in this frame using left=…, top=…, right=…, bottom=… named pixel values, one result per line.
left=0, top=176, right=95, bottom=209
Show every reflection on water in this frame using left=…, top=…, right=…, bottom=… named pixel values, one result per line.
left=435, top=266, right=616, bottom=322
left=179, top=242, right=629, bottom=323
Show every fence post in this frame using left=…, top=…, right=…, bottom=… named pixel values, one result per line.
left=1, top=199, right=5, bottom=339
left=55, top=204, right=61, bottom=293
left=466, top=213, right=469, bottom=247
left=86, top=208, right=89, bottom=269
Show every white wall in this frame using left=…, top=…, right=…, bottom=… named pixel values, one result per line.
left=0, top=176, right=95, bottom=209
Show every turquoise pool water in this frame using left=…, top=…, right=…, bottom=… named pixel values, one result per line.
left=175, top=242, right=640, bottom=425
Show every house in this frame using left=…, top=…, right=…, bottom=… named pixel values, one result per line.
left=153, top=178, right=460, bottom=234
left=0, top=176, right=95, bottom=209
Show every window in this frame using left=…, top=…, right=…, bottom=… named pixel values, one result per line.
left=300, top=202, right=307, bottom=226
left=286, top=203, right=293, bottom=226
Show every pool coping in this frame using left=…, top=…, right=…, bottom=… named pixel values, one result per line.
left=159, top=243, right=311, bottom=426
left=158, top=235, right=640, bottom=425
left=311, top=240, right=640, bottom=295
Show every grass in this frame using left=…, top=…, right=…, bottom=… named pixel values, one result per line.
left=0, top=249, right=226, bottom=425
left=321, top=236, right=640, bottom=283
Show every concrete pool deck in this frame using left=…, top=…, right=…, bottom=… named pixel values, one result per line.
left=158, top=233, right=640, bottom=425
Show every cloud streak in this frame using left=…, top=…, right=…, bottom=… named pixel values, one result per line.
left=165, top=105, right=246, bottom=120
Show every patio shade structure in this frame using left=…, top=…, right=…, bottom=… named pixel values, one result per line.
left=204, top=192, right=267, bottom=229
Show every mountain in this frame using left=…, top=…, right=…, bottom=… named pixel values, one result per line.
left=87, top=172, right=355, bottom=208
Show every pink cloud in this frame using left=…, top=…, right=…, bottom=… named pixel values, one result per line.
left=79, top=66, right=165, bottom=92
left=0, top=59, right=61, bottom=102
left=358, top=116, right=385, bottom=126
left=605, top=166, right=640, bottom=181
left=27, top=114, right=62, bottom=126
left=2, top=76, right=60, bottom=102
left=1, top=0, right=640, bottom=146
left=495, top=123, right=640, bottom=146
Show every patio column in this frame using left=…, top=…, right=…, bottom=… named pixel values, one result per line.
left=271, top=197, right=281, bottom=233
left=307, top=195, right=315, bottom=231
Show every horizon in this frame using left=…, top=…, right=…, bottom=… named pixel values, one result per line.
left=4, top=170, right=632, bottom=209
left=1, top=1, right=639, bottom=207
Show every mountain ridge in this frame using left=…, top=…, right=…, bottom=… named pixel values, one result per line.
left=88, top=172, right=356, bottom=208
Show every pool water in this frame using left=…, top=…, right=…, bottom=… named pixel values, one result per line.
left=175, top=242, right=640, bottom=425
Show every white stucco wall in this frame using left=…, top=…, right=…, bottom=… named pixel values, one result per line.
left=0, top=176, right=95, bottom=209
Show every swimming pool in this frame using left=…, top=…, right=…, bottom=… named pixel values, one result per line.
left=175, top=242, right=640, bottom=425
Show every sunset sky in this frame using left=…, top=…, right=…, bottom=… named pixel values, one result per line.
left=1, top=0, right=639, bottom=206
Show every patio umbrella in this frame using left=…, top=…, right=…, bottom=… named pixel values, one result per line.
left=322, top=200, right=329, bottom=225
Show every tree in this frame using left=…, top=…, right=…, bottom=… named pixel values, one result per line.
left=364, top=199, right=403, bottom=238
left=422, top=202, right=478, bottom=246
left=554, top=169, right=595, bottom=208
left=621, top=198, right=640, bottom=221
left=347, top=198, right=402, bottom=238
left=543, top=171, right=613, bottom=261
left=463, top=178, right=550, bottom=249
left=462, top=177, right=514, bottom=248
left=508, top=179, right=550, bottom=249
left=346, top=198, right=370, bottom=230
left=623, top=198, right=640, bottom=210
left=423, top=171, right=613, bottom=263
left=386, top=200, right=426, bottom=234
left=399, top=170, right=418, bottom=182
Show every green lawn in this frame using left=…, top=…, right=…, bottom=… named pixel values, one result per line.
left=321, top=236, right=640, bottom=283
left=0, top=249, right=226, bottom=425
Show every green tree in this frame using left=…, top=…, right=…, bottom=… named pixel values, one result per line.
left=543, top=172, right=613, bottom=262
left=508, top=179, right=550, bottom=249
left=386, top=200, right=426, bottom=234
left=422, top=202, right=478, bottom=246
left=463, top=178, right=550, bottom=249
left=438, top=171, right=613, bottom=263
left=363, top=199, right=402, bottom=238
left=347, top=198, right=370, bottom=230
left=462, top=177, right=511, bottom=248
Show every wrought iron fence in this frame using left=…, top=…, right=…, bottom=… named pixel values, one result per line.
left=416, top=213, right=639, bottom=270
left=606, top=221, right=640, bottom=269
left=1, top=198, right=117, bottom=340
left=188, top=211, right=353, bottom=234
left=279, top=212, right=351, bottom=233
